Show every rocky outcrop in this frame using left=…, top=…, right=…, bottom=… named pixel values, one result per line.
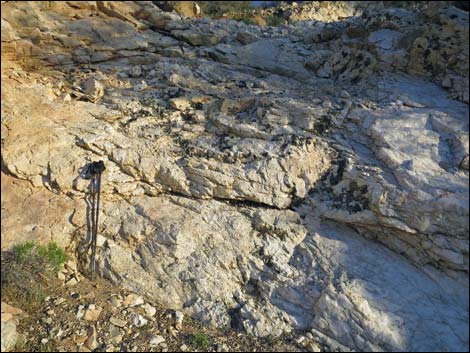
left=1, top=1, right=468, bottom=351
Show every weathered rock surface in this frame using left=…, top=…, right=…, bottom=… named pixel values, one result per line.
left=1, top=1, right=468, bottom=351
left=1, top=302, right=23, bottom=352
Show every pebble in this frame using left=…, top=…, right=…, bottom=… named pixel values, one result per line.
left=174, top=311, right=184, bottom=330
left=83, top=306, right=102, bottom=322
left=41, top=338, right=49, bottom=344
left=131, top=313, right=148, bottom=328
left=76, top=305, right=85, bottom=320
left=85, top=325, right=98, bottom=350
left=149, top=334, right=165, bottom=347
left=53, top=298, right=66, bottom=306
left=180, top=344, right=188, bottom=351
left=66, top=278, right=78, bottom=286
left=142, top=303, right=156, bottom=318
left=133, top=81, right=147, bottom=91
left=216, top=343, right=230, bottom=352
left=312, top=98, right=322, bottom=105
left=109, top=316, right=127, bottom=328
left=307, top=342, right=321, bottom=352
left=129, top=66, right=142, bottom=77
left=124, top=294, right=144, bottom=307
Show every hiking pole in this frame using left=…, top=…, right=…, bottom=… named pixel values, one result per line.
left=89, top=160, right=105, bottom=281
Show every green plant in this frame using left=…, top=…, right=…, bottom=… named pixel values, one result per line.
left=239, top=14, right=255, bottom=25
left=2, top=241, right=68, bottom=313
left=37, top=242, right=69, bottom=272
left=198, top=1, right=251, bottom=18
left=13, top=241, right=36, bottom=262
left=265, top=14, right=284, bottom=27
left=191, top=332, right=210, bottom=350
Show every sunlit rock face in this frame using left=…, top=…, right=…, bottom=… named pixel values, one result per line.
left=1, top=1, right=468, bottom=351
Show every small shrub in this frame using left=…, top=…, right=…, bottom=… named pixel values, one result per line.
left=191, top=332, right=210, bottom=350
left=198, top=1, right=251, bottom=18
left=239, top=14, right=255, bottom=25
left=37, top=242, right=69, bottom=272
left=1, top=241, right=68, bottom=313
left=265, top=14, right=284, bottom=27
left=13, top=241, right=36, bottom=262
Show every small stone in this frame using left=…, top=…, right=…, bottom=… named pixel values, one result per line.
left=41, top=338, right=49, bottom=344
left=82, top=78, right=104, bottom=102
left=143, top=303, right=156, bottom=318
left=124, top=294, right=144, bottom=307
left=307, top=342, right=321, bottom=352
left=149, top=334, right=165, bottom=347
left=133, top=81, right=147, bottom=91
left=85, top=326, right=98, bottom=350
left=52, top=297, right=65, bottom=305
left=180, top=344, right=188, bottom=351
left=174, top=311, right=184, bottom=330
left=131, top=313, right=148, bottom=328
left=216, top=343, right=230, bottom=352
left=83, top=307, right=102, bottom=322
left=109, top=316, right=127, bottom=328
left=129, top=66, right=142, bottom=77
left=169, top=97, right=191, bottom=110
left=57, top=272, right=66, bottom=281
left=66, top=278, right=78, bottom=286
left=76, top=305, right=85, bottom=319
